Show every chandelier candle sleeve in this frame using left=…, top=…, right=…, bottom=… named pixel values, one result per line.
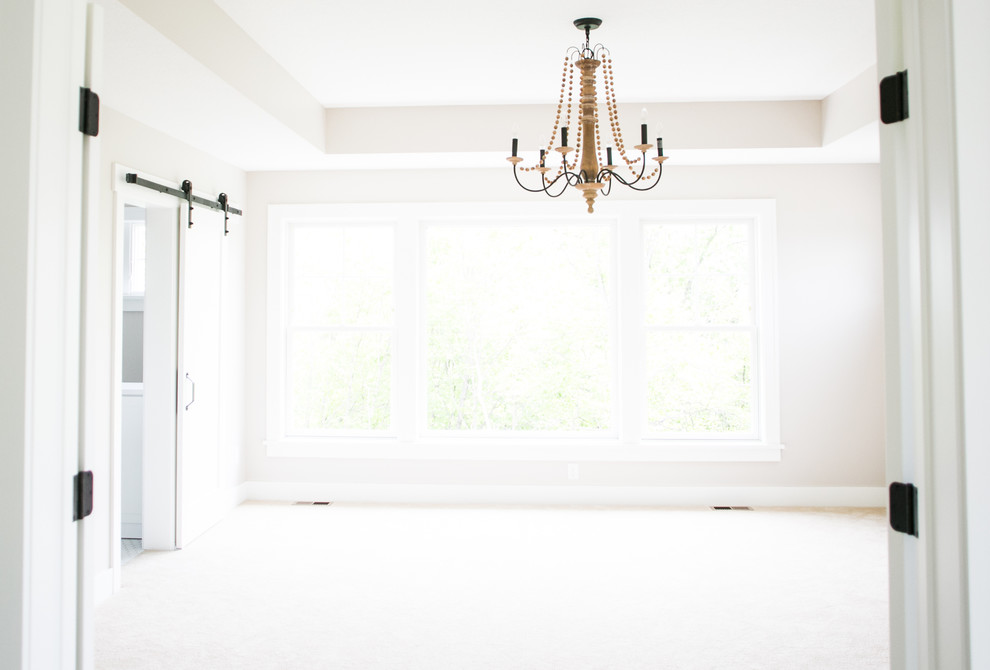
left=507, top=17, right=668, bottom=214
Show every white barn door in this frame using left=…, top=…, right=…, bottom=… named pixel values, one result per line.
left=176, top=205, right=226, bottom=547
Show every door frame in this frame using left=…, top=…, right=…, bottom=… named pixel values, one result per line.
left=110, top=164, right=182, bottom=564
left=877, top=0, right=987, bottom=667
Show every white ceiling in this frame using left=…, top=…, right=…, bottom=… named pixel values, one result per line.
left=98, top=0, right=879, bottom=171
left=211, top=0, right=878, bottom=106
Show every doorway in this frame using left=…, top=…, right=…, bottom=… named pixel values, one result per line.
left=112, top=167, right=181, bottom=563
left=120, top=203, right=147, bottom=563
left=111, top=164, right=233, bottom=569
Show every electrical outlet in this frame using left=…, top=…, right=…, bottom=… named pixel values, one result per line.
left=567, top=463, right=580, bottom=481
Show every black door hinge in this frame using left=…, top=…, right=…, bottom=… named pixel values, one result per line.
left=78, top=87, right=100, bottom=136
left=889, top=482, right=918, bottom=536
left=73, top=471, right=94, bottom=522
left=880, top=70, right=909, bottom=124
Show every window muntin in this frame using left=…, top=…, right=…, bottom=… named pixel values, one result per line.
left=424, top=223, right=614, bottom=434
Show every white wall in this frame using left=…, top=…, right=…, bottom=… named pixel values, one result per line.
left=86, top=107, right=247, bottom=591
left=121, top=311, right=143, bottom=382
left=0, top=1, right=35, bottom=659
left=242, top=163, right=884, bottom=499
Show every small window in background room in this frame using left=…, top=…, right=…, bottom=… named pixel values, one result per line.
left=123, top=205, right=146, bottom=296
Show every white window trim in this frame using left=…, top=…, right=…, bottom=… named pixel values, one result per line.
left=266, top=201, right=782, bottom=462
left=636, top=206, right=778, bottom=442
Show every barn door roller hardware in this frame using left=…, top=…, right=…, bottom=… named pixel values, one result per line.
left=218, top=192, right=231, bottom=236
left=124, top=173, right=243, bottom=230
left=181, top=180, right=195, bottom=227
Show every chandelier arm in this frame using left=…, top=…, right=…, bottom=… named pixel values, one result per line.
left=601, top=151, right=648, bottom=186
left=513, top=165, right=559, bottom=194
left=599, top=169, right=629, bottom=186
left=544, top=168, right=579, bottom=197
left=607, top=162, right=665, bottom=192
left=600, top=175, right=614, bottom=197
left=513, top=164, right=575, bottom=195
left=553, top=168, right=584, bottom=191
left=628, top=148, right=651, bottom=183
left=556, top=171, right=583, bottom=192
left=545, top=180, right=572, bottom=198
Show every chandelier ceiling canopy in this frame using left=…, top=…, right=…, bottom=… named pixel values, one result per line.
left=508, top=18, right=667, bottom=214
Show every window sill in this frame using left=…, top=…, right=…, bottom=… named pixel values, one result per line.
left=264, top=439, right=784, bottom=463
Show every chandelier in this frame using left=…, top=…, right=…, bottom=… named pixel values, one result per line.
left=508, top=18, right=667, bottom=214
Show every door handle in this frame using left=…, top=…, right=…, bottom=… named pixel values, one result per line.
left=185, top=373, right=196, bottom=410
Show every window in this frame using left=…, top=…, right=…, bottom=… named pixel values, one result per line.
left=282, top=222, right=394, bottom=435
left=425, top=222, right=613, bottom=434
left=122, top=205, right=147, bottom=297
left=643, top=221, right=756, bottom=437
left=267, top=201, right=779, bottom=460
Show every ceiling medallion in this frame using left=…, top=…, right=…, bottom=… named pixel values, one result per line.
left=508, top=18, right=667, bottom=214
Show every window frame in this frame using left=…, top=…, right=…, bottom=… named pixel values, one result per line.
left=632, top=204, right=779, bottom=446
left=641, top=218, right=759, bottom=440
left=281, top=219, right=397, bottom=437
left=266, top=201, right=781, bottom=462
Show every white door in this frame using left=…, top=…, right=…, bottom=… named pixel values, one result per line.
left=176, top=205, right=226, bottom=547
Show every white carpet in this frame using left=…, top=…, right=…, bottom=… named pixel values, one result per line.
left=96, top=502, right=889, bottom=669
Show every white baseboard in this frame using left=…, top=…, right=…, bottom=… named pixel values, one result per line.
left=186, top=483, right=252, bottom=545
left=228, top=482, right=250, bottom=508
left=244, top=482, right=886, bottom=507
left=121, top=522, right=142, bottom=539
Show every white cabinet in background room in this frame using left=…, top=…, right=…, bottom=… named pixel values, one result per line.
left=121, top=383, right=143, bottom=539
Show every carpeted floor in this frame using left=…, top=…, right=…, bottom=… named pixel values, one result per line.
left=96, top=502, right=889, bottom=669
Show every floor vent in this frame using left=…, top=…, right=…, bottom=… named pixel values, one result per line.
left=313, top=501, right=333, bottom=506
left=712, top=506, right=753, bottom=511
left=293, top=501, right=334, bottom=506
